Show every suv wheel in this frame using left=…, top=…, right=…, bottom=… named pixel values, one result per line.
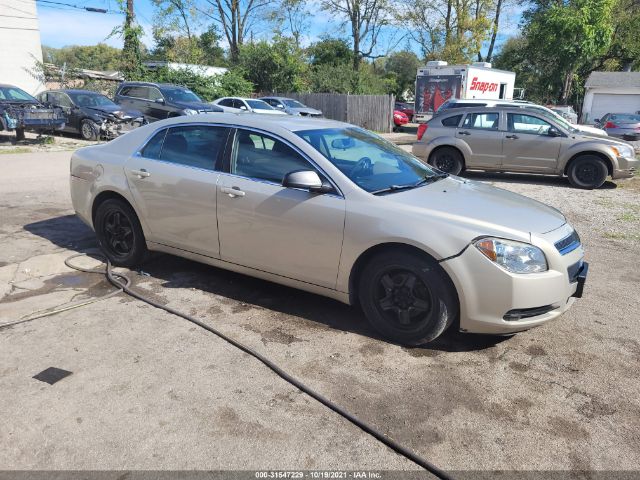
left=567, top=155, right=608, bottom=189
left=358, top=251, right=458, bottom=345
left=429, top=147, right=464, bottom=175
left=94, top=198, right=147, bottom=267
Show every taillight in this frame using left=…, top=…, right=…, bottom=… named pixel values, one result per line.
left=417, top=123, right=428, bottom=140
left=604, top=121, right=618, bottom=129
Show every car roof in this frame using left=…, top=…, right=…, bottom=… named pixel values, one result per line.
left=436, top=105, right=556, bottom=116
left=43, top=89, right=103, bottom=94
left=145, top=112, right=348, bottom=132
left=0, top=84, right=22, bottom=88
left=119, top=82, right=184, bottom=88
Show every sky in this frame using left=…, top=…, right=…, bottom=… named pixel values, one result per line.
left=36, top=0, right=522, bottom=59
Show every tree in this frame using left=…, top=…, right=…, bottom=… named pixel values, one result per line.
left=110, top=0, right=144, bottom=79
left=237, top=36, right=308, bottom=92
left=200, top=0, right=274, bottom=62
left=523, top=0, right=614, bottom=103
left=152, top=0, right=203, bottom=63
left=307, top=38, right=354, bottom=66
left=384, top=50, right=420, bottom=98
left=271, top=0, right=310, bottom=47
left=320, top=0, right=390, bottom=72
left=41, top=44, right=122, bottom=71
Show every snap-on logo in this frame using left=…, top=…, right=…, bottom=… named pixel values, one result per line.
left=469, top=77, right=499, bottom=93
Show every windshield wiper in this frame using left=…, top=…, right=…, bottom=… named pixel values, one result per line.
left=413, top=172, right=449, bottom=186
left=370, top=173, right=449, bottom=196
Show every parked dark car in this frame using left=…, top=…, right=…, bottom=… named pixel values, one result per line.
left=0, top=84, right=65, bottom=140
left=394, top=102, right=414, bottom=122
left=595, top=113, right=640, bottom=140
left=114, top=82, right=222, bottom=121
left=37, top=89, right=146, bottom=140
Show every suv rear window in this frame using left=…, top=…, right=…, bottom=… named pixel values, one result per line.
left=441, top=115, right=462, bottom=127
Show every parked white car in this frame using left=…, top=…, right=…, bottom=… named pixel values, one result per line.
left=70, top=114, right=587, bottom=345
left=212, top=97, right=288, bottom=115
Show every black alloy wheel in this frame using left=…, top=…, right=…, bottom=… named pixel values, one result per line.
left=375, top=268, right=434, bottom=329
left=95, top=198, right=147, bottom=267
left=567, top=155, right=608, bottom=189
left=429, top=147, right=463, bottom=175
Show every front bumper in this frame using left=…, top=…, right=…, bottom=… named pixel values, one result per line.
left=440, top=226, right=586, bottom=335
left=612, top=155, right=638, bottom=179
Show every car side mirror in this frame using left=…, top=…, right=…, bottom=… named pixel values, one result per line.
left=547, top=127, right=562, bottom=137
left=239, top=105, right=247, bottom=110
left=155, top=98, right=165, bottom=104
left=331, top=137, right=355, bottom=149
left=282, top=170, right=332, bottom=193
left=594, top=119, right=600, bottom=124
left=276, top=104, right=284, bottom=109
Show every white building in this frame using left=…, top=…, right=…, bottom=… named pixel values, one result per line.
left=582, top=72, right=640, bottom=124
left=143, top=61, right=228, bottom=78
left=0, top=0, right=44, bottom=94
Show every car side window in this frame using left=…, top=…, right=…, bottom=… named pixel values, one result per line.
left=58, top=93, right=72, bottom=108
left=126, top=86, right=147, bottom=99
left=158, top=125, right=228, bottom=170
left=508, top=113, right=553, bottom=135
left=140, top=130, right=166, bottom=159
left=462, top=112, right=499, bottom=130
left=441, top=115, right=462, bottom=127
left=219, top=98, right=233, bottom=107
left=147, top=87, right=163, bottom=102
left=231, top=130, right=314, bottom=184
left=232, top=99, right=245, bottom=109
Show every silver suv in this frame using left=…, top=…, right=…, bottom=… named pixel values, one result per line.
left=413, top=106, right=638, bottom=189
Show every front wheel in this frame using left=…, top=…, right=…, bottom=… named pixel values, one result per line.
left=567, top=155, right=608, bottom=189
left=80, top=119, right=99, bottom=141
left=429, top=147, right=464, bottom=175
left=358, top=251, right=458, bottom=345
left=94, top=198, right=147, bottom=267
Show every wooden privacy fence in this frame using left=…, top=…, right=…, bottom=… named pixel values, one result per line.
left=278, top=93, right=395, bottom=133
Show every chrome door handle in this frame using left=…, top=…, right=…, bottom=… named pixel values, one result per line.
left=506, top=134, right=519, bottom=139
left=221, top=186, right=245, bottom=197
left=131, top=168, right=150, bottom=178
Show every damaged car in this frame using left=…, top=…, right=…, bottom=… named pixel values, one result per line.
left=37, top=89, right=146, bottom=140
left=0, top=84, right=66, bottom=140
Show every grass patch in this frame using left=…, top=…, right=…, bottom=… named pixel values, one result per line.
left=0, top=147, right=31, bottom=155
left=603, top=231, right=640, bottom=241
left=617, top=212, right=639, bottom=222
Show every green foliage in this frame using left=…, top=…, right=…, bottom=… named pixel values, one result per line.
left=384, top=50, right=420, bottom=98
left=41, top=44, right=122, bottom=71
left=141, top=67, right=253, bottom=100
left=237, top=37, right=308, bottom=93
left=307, top=38, right=354, bottom=66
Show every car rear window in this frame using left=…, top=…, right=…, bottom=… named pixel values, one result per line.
left=140, top=130, right=166, bottom=159
left=441, top=115, right=462, bottom=127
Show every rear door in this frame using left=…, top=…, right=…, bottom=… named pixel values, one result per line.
left=125, top=124, right=230, bottom=256
left=501, top=112, right=563, bottom=172
left=456, top=111, right=503, bottom=168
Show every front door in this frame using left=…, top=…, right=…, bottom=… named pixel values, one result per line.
left=456, top=111, right=503, bottom=168
left=216, top=129, right=346, bottom=289
left=501, top=113, right=563, bottom=172
left=125, top=124, right=230, bottom=256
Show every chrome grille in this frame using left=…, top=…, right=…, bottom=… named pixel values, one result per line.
left=555, top=230, right=581, bottom=255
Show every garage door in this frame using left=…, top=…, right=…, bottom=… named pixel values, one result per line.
left=590, top=93, right=640, bottom=123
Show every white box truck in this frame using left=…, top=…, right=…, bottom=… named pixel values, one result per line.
left=414, top=61, right=516, bottom=123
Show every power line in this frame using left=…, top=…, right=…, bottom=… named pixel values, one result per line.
left=35, top=0, right=119, bottom=13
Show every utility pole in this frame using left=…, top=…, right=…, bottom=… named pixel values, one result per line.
left=121, top=0, right=142, bottom=80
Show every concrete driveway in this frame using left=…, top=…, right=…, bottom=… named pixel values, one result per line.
left=1, top=150, right=639, bottom=475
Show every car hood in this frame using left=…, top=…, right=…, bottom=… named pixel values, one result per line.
left=384, top=176, right=566, bottom=236
left=173, top=101, right=222, bottom=112
left=289, top=107, right=322, bottom=115
left=574, top=133, right=632, bottom=146
left=84, top=104, right=143, bottom=118
left=253, top=109, right=288, bottom=115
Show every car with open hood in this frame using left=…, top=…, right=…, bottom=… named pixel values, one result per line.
left=70, top=114, right=588, bottom=345
left=37, top=89, right=146, bottom=140
left=0, top=84, right=66, bottom=140
left=414, top=106, right=637, bottom=189
left=114, top=82, right=222, bottom=122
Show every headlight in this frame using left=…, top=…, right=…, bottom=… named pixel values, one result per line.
left=474, top=237, right=548, bottom=274
left=183, top=108, right=198, bottom=115
left=610, top=145, right=634, bottom=158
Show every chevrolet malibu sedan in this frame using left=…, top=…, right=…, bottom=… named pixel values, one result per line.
left=70, top=114, right=588, bottom=344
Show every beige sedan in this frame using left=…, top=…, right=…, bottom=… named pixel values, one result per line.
left=70, top=114, right=587, bottom=344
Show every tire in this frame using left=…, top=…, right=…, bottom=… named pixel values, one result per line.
left=429, top=147, right=464, bottom=175
left=567, top=155, right=608, bottom=189
left=94, top=198, right=147, bottom=267
left=15, top=128, right=25, bottom=141
left=80, top=119, right=99, bottom=141
left=358, top=251, right=458, bottom=345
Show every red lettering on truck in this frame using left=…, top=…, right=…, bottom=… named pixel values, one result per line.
left=469, top=77, right=498, bottom=94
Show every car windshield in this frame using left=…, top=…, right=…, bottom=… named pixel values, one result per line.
left=610, top=114, right=640, bottom=123
left=536, top=108, right=579, bottom=133
left=247, top=99, right=274, bottom=110
left=283, top=99, right=305, bottom=108
left=296, top=127, right=444, bottom=194
left=0, top=86, right=37, bottom=103
left=161, top=88, right=201, bottom=103
left=69, top=92, right=117, bottom=108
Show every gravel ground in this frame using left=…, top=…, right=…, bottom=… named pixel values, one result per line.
left=0, top=149, right=639, bottom=475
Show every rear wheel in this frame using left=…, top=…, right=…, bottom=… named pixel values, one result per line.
left=567, top=155, right=608, bottom=189
left=94, top=198, right=147, bottom=267
left=358, top=251, right=458, bottom=345
left=429, top=147, right=464, bottom=175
